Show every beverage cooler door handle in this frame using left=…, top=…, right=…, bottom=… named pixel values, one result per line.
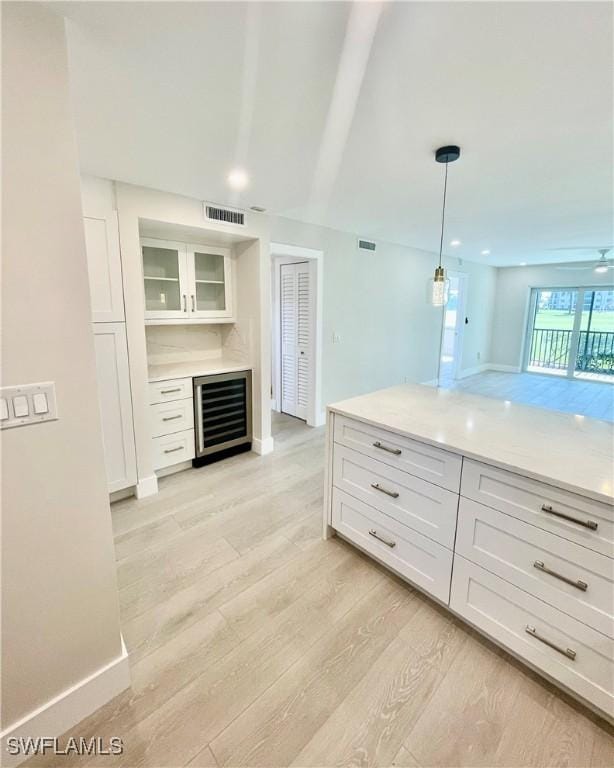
left=195, top=384, right=204, bottom=454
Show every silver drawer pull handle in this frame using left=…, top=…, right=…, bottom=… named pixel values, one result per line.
left=541, top=504, right=598, bottom=531
left=525, top=625, right=576, bottom=660
left=160, top=388, right=182, bottom=395
left=162, top=414, right=182, bottom=421
left=371, top=482, right=399, bottom=499
left=163, top=446, right=184, bottom=454
left=373, top=441, right=402, bottom=456
left=368, top=529, right=396, bottom=548
left=533, top=561, right=588, bottom=592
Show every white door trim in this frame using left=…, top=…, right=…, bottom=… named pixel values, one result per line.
left=440, top=270, right=468, bottom=380
left=270, top=243, right=324, bottom=427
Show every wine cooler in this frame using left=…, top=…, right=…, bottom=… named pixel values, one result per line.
left=193, top=370, right=252, bottom=466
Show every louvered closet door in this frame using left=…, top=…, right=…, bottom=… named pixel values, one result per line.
left=280, top=262, right=311, bottom=420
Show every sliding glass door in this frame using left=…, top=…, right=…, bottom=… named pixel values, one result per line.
left=525, top=287, right=614, bottom=381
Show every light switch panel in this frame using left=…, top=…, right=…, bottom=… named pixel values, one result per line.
left=0, top=382, right=57, bottom=429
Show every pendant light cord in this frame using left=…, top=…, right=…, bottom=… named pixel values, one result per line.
left=438, top=160, right=449, bottom=268
left=435, top=159, right=449, bottom=388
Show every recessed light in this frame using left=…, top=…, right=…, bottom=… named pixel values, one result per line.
left=450, top=239, right=461, bottom=247
left=227, top=168, right=249, bottom=190
left=481, top=249, right=490, bottom=256
left=520, top=262, right=527, bottom=266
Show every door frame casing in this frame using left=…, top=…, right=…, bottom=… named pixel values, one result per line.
left=270, top=243, right=324, bottom=427
left=440, top=270, right=468, bottom=380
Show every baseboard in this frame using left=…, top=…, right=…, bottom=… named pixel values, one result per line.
left=456, top=364, right=490, bottom=379
left=1, top=638, right=130, bottom=768
left=109, top=487, right=135, bottom=503
left=487, top=364, right=522, bottom=373
left=135, top=474, right=158, bottom=499
left=252, top=436, right=274, bottom=455
left=155, top=460, right=192, bottom=479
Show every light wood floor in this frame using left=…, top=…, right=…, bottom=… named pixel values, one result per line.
left=440, top=371, right=614, bottom=422
left=30, top=413, right=613, bottom=768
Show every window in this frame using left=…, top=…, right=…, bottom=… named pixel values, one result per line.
left=525, top=287, right=614, bottom=380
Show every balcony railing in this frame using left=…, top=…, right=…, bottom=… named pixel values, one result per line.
left=528, top=329, right=614, bottom=376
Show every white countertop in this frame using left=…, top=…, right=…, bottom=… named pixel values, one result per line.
left=148, top=357, right=251, bottom=382
left=328, top=384, right=614, bottom=504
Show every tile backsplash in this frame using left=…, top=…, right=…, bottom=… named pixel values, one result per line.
left=146, top=324, right=250, bottom=365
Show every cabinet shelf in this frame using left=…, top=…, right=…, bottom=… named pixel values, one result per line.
left=195, top=279, right=225, bottom=285
left=144, top=276, right=179, bottom=282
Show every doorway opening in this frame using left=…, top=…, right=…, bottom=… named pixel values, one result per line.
left=439, top=271, right=467, bottom=384
left=524, top=287, right=614, bottom=382
left=270, top=243, right=324, bottom=427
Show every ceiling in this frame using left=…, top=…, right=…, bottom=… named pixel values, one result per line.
left=54, top=1, right=613, bottom=267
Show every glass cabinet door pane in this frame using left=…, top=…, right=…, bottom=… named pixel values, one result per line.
left=196, top=282, right=226, bottom=311
left=143, top=245, right=180, bottom=279
left=142, top=245, right=181, bottom=312
left=144, top=278, right=181, bottom=312
left=194, top=252, right=225, bottom=283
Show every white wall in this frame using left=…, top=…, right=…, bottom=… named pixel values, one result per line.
left=1, top=0, right=125, bottom=739
left=270, top=217, right=498, bottom=403
left=491, top=263, right=614, bottom=369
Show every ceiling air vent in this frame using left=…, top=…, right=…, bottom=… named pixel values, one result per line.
left=358, top=238, right=376, bottom=252
left=204, top=203, right=245, bottom=226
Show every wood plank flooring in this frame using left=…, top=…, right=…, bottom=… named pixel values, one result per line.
left=27, top=413, right=613, bottom=768
left=440, top=370, right=614, bottom=422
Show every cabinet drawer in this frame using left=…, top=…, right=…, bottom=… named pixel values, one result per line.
left=149, top=399, right=194, bottom=438
left=333, top=414, right=461, bottom=492
left=450, top=556, right=614, bottom=717
left=332, top=488, right=453, bottom=604
left=461, top=459, right=614, bottom=557
left=456, top=498, right=614, bottom=638
left=148, top=377, right=192, bottom=405
left=152, top=429, right=195, bottom=470
left=332, top=444, right=458, bottom=548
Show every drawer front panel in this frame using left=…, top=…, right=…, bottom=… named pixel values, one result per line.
left=148, top=377, right=193, bottom=405
left=461, top=459, right=614, bottom=557
left=152, top=429, right=195, bottom=470
left=333, top=414, right=462, bottom=492
left=332, top=488, right=453, bottom=604
left=456, top=497, right=614, bottom=638
left=150, top=399, right=194, bottom=438
left=450, top=556, right=614, bottom=716
left=332, top=444, right=458, bottom=548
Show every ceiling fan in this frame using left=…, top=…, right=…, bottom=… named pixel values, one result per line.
left=553, top=247, right=614, bottom=273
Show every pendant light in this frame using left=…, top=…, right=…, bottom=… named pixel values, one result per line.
left=431, top=145, right=461, bottom=306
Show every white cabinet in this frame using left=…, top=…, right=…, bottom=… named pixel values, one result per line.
left=142, top=238, right=232, bottom=323
left=84, top=210, right=124, bottom=322
left=188, top=245, right=233, bottom=320
left=93, top=323, right=137, bottom=492
left=147, top=376, right=195, bottom=472
left=324, top=408, right=614, bottom=719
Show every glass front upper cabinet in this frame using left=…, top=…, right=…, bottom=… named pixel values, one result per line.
left=141, top=237, right=232, bottom=321
left=189, top=248, right=232, bottom=318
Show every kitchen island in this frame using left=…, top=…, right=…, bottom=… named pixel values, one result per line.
left=323, top=384, right=613, bottom=720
